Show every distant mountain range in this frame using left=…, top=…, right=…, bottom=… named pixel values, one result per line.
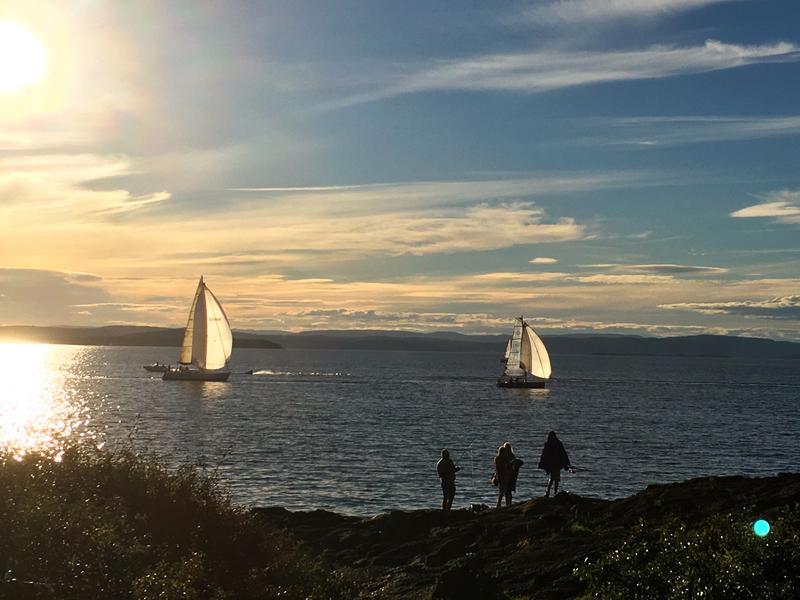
left=1, top=325, right=799, bottom=358
left=269, top=331, right=800, bottom=358
left=0, top=325, right=282, bottom=349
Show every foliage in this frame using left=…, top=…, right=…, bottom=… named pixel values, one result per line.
left=576, top=505, right=800, bottom=599
left=0, top=446, right=361, bottom=599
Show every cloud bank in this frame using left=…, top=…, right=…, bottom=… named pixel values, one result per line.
left=660, top=295, right=800, bottom=320
left=0, top=269, right=111, bottom=325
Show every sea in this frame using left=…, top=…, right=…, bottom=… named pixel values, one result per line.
left=1, top=343, right=798, bottom=516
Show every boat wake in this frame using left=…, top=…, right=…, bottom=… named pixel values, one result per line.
left=251, top=369, right=351, bottom=377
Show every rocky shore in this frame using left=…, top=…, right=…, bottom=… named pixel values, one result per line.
left=255, top=473, right=800, bottom=599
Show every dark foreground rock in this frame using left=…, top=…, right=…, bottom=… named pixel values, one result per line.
left=254, top=473, right=800, bottom=599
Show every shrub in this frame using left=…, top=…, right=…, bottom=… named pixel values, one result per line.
left=576, top=505, right=800, bottom=599
left=0, top=446, right=361, bottom=599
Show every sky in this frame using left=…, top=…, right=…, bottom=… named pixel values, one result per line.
left=0, top=0, right=799, bottom=339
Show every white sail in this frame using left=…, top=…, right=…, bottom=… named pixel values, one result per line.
left=520, top=323, right=552, bottom=380
left=177, top=277, right=232, bottom=371
left=503, top=319, right=525, bottom=377
left=178, top=279, right=203, bottom=365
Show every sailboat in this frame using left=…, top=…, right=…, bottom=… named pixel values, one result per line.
left=497, top=316, right=552, bottom=388
left=163, top=276, right=233, bottom=382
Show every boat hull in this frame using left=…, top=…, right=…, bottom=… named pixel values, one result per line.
left=163, top=369, right=230, bottom=382
left=497, top=378, right=548, bottom=389
left=143, top=365, right=169, bottom=372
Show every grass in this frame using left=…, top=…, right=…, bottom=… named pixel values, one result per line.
left=0, top=445, right=362, bottom=599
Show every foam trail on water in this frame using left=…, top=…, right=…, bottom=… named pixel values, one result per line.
left=251, top=370, right=351, bottom=377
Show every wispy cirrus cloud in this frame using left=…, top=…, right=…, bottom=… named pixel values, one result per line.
left=592, top=116, right=800, bottom=147
left=3, top=173, right=626, bottom=283
left=265, top=201, right=584, bottom=256
left=475, top=271, right=678, bottom=285
left=0, top=154, right=170, bottom=224
left=525, top=0, right=739, bottom=26
left=473, top=272, right=571, bottom=282
left=226, top=172, right=637, bottom=212
left=333, top=40, right=798, bottom=107
left=574, top=273, right=678, bottom=284
left=660, top=295, right=800, bottom=320
left=731, top=190, right=800, bottom=224
left=475, top=271, right=676, bottom=285
left=620, top=264, right=728, bottom=275
left=582, top=263, right=728, bottom=275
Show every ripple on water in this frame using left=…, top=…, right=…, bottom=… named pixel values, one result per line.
left=0, top=344, right=104, bottom=459
left=2, top=345, right=799, bottom=514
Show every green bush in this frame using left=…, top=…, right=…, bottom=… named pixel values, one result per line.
left=576, top=505, right=800, bottom=599
left=0, top=446, right=361, bottom=599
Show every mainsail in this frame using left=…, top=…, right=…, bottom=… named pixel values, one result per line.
left=178, top=280, right=202, bottom=365
left=503, top=319, right=525, bottom=377
left=178, top=277, right=233, bottom=371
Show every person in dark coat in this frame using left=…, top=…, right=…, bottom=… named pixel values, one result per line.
left=538, top=431, right=571, bottom=497
left=494, top=445, right=511, bottom=508
left=504, top=441, right=524, bottom=495
left=494, top=442, right=524, bottom=508
left=436, top=449, right=460, bottom=513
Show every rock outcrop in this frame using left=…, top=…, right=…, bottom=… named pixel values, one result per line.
left=254, top=473, right=800, bottom=599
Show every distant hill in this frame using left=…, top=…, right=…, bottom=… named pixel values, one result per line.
left=268, top=331, right=800, bottom=358
left=0, top=326, right=282, bottom=349
left=1, top=326, right=799, bottom=358
left=544, top=334, right=800, bottom=358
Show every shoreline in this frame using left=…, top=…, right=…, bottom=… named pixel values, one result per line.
left=2, top=448, right=798, bottom=598
left=253, top=472, right=800, bottom=599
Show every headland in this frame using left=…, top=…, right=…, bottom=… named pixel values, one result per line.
left=3, top=448, right=797, bottom=599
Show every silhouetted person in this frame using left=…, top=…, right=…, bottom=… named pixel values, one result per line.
left=538, top=431, right=571, bottom=497
left=494, top=442, right=523, bottom=508
left=504, top=442, right=524, bottom=499
left=436, top=449, right=460, bottom=513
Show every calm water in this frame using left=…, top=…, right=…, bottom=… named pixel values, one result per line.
left=1, top=343, right=799, bottom=515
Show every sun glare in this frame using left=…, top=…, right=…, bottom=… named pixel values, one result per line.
left=0, top=344, right=89, bottom=459
left=0, top=20, right=47, bottom=93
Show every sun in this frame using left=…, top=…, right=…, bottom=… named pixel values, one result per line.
left=0, top=21, right=47, bottom=93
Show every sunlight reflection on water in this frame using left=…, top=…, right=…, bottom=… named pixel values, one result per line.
left=1, top=343, right=799, bottom=514
left=0, top=344, right=98, bottom=459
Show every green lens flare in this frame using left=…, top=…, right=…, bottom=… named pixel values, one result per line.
left=753, top=519, right=770, bottom=537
